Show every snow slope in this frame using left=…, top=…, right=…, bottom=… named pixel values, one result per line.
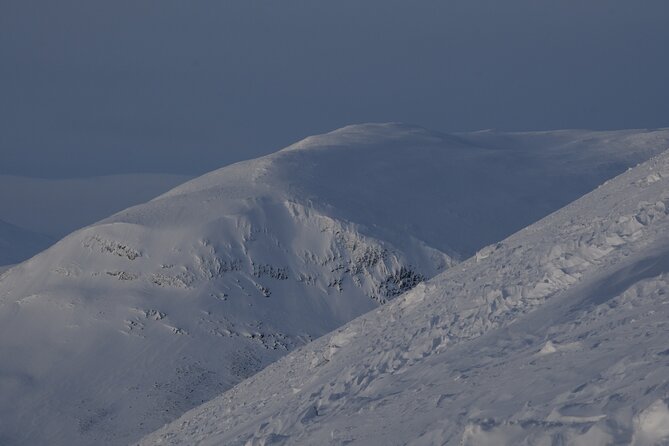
left=0, top=173, right=191, bottom=266
left=0, top=124, right=668, bottom=445
left=165, top=124, right=669, bottom=257
left=141, top=150, right=669, bottom=445
left=0, top=218, right=53, bottom=267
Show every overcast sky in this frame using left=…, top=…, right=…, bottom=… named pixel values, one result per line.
left=2, top=0, right=669, bottom=178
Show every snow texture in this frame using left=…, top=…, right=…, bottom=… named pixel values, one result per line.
left=141, top=149, right=669, bottom=446
left=0, top=123, right=668, bottom=445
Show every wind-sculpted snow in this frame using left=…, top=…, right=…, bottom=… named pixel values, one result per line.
left=1, top=124, right=668, bottom=446
left=142, top=151, right=669, bottom=445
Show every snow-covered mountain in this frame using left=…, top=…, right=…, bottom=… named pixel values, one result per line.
left=0, top=218, right=52, bottom=267
left=0, top=173, right=191, bottom=266
left=1, top=123, right=668, bottom=445
left=141, top=148, right=669, bottom=445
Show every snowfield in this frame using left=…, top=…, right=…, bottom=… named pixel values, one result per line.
left=0, top=123, right=668, bottom=445
left=141, top=149, right=669, bottom=445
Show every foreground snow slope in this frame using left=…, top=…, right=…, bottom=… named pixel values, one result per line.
left=142, top=150, right=669, bottom=445
left=0, top=124, right=668, bottom=446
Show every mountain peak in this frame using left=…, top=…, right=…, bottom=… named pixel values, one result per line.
left=2, top=126, right=669, bottom=445
left=281, top=122, right=454, bottom=153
